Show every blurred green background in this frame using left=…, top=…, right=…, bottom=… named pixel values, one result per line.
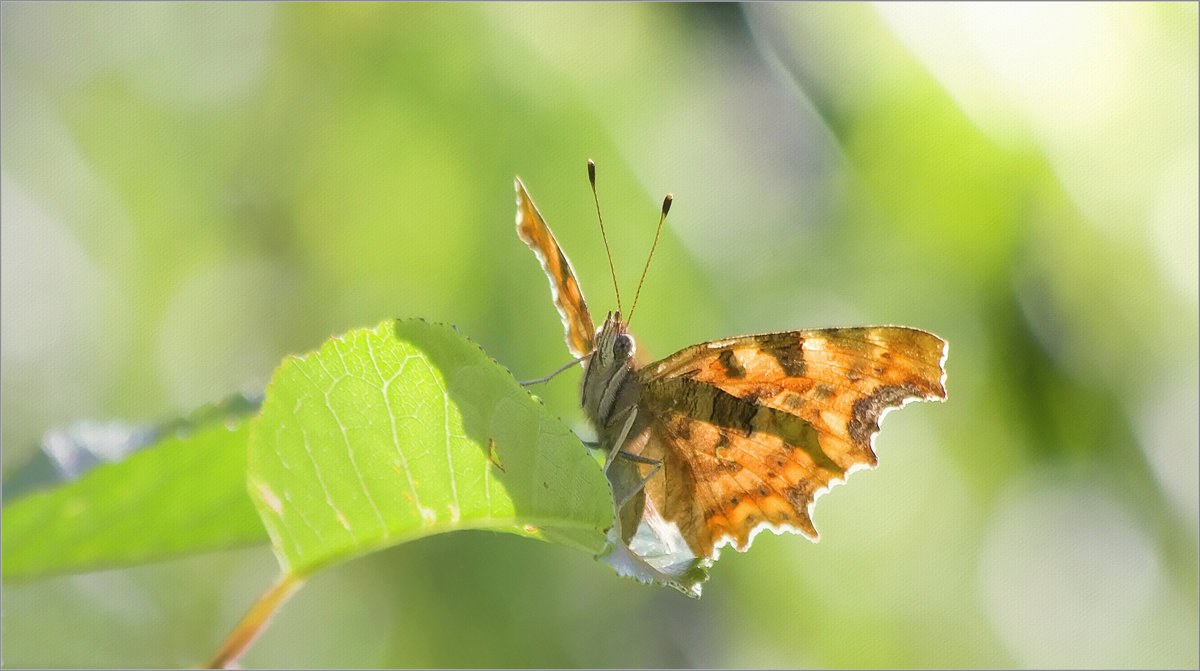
left=2, top=2, right=1196, bottom=668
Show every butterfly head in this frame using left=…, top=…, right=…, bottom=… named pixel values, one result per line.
left=593, top=311, right=635, bottom=367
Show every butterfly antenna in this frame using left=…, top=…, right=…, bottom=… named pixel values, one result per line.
left=588, top=159, right=623, bottom=314
left=626, top=193, right=672, bottom=326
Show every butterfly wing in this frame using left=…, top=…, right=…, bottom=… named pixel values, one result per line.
left=633, top=326, right=948, bottom=558
left=515, top=177, right=596, bottom=359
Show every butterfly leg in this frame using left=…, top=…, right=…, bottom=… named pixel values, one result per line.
left=517, top=354, right=588, bottom=386
left=612, top=451, right=661, bottom=511
left=602, top=405, right=662, bottom=509
left=603, top=406, right=639, bottom=473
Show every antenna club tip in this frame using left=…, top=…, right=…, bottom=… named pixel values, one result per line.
left=587, top=160, right=596, bottom=183
left=662, top=194, right=673, bottom=214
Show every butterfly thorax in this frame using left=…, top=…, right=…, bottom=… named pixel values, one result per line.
left=580, top=311, right=655, bottom=547
left=580, top=312, right=643, bottom=449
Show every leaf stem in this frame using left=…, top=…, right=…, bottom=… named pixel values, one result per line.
left=205, top=572, right=305, bottom=669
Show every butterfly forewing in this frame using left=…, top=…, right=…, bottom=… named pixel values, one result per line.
left=515, top=177, right=596, bottom=359
left=634, top=327, right=947, bottom=558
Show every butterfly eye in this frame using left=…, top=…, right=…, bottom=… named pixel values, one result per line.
left=613, top=334, right=635, bottom=360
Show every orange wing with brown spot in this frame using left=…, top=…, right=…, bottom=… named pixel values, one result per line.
left=515, top=177, right=595, bottom=359
left=634, top=326, right=947, bottom=558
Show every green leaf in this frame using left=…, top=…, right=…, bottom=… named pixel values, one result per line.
left=2, top=319, right=612, bottom=584
left=2, top=419, right=265, bottom=581
left=248, top=319, right=613, bottom=577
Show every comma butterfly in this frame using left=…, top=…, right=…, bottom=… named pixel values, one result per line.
left=515, top=162, right=948, bottom=595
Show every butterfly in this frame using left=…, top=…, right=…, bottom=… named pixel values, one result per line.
left=514, top=162, right=947, bottom=592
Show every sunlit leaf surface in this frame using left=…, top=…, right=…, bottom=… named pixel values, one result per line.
left=248, top=319, right=613, bottom=576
